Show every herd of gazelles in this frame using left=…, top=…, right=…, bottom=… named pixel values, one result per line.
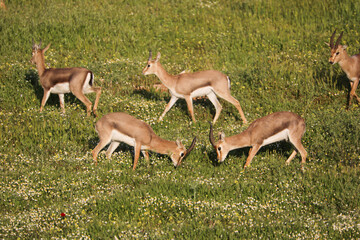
left=31, top=30, right=360, bottom=170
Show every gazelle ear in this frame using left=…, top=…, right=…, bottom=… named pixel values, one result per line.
left=155, top=52, right=161, bottom=62
left=176, top=139, right=182, bottom=148
left=43, top=43, right=51, bottom=53
left=219, top=132, right=225, bottom=141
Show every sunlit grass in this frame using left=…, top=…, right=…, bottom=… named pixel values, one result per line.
left=1, top=0, right=360, bottom=238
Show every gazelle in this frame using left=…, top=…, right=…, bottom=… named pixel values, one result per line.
left=31, top=40, right=101, bottom=116
left=209, top=112, right=307, bottom=169
left=142, top=51, right=247, bottom=125
left=326, top=30, right=360, bottom=107
left=92, top=112, right=196, bottom=170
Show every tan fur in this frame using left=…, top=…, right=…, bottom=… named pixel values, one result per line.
left=92, top=112, right=196, bottom=170
left=0, top=0, right=6, bottom=10
left=327, top=31, right=360, bottom=107
left=31, top=41, right=101, bottom=116
left=210, top=112, right=307, bottom=169
left=142, top=52, right=247, bottom=125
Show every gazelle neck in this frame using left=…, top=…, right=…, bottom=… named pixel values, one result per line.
left=154, top=63, right=176, bottom=88
left=338, top=50, right=352, bottom=70
left=227, top=131, right=251, bottom=151
left=35, top=55, right=47, bottom=76
left=149, top=134, right=177, bottom=155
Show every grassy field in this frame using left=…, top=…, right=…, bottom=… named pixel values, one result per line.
left=1, top=0, right=360, bottom=238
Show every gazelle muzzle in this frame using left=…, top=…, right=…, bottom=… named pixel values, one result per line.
left=177, top=137, right=197, bottom=167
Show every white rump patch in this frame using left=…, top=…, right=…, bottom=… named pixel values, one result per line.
left=83, top=73, right=94, bottom=94
left=50, top=82, right=70, bottom=94
left=261, top=129, right=289, bottom=147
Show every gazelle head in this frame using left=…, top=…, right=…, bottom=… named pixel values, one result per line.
left=326, top=30, right=346, bottom=65
left=209, top=123, right=230, bottom=162
left=171, top=137, right=197, bottom=167
left=142, top=50, right=161, bottom=75
left=31, top=39, right=51, bottom=65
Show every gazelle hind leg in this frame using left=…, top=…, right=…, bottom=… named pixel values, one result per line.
left=91, top=86, right=101, bottom=117
left=215, top=90, right=247, bottom=124
left=106, top=141, right=120, bottom=159
left=72, top=89, right=93, bottom=116
left=207, top=91, right=223, bottom=125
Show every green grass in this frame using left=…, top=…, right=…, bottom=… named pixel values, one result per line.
left=1, top=0, right=360, bottom=238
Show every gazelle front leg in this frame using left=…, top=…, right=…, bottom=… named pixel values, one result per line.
left=159, top=95, right=178, bottom=121
left=285, top=150, right=298, bottom=165
left=184, top=95, right=196, bottom=122
left=40, top=89, right=51, bottom=112
left=349, top=79, right=360, bottom=106
left=106, top=141, right=120, bottom=159
left=132, top=141, right=142, bottom=170
left=244, top=144, right=261, bottom=169
left=59, top=94, right=65, bottom=113
left=142, top=150, right=150, bottom=166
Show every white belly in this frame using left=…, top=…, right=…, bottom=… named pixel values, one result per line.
left=191, top=86, right=213, bottom=98
left=50, top=82, right=70, bottom=94
left=111, top=130, right=149, bottom=150
left=171, top=86, right=213, bottom=98
left=261, top=129, right=289, bottom=147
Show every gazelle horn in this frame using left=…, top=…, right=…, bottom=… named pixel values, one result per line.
left=334, top=31, right=343, bottom=49
left=329, top=30, right=336, bottom=49
left=177, top=137, right=197, bottom=166
left=209, top=122, right=216, bottom=148
left=148, top=50, right=152, bottom=61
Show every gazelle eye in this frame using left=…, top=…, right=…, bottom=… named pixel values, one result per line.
left=336, top=52, right=340, bottom=55
left=180, top=152, right=184, bottom=157
left=218, top=147, right=221, bottom=151
left=148, top=64, right=151, bottom=67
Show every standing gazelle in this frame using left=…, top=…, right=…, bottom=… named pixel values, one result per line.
left=31, top=40, right=101, bottom=116
left=92, top=112, right=196, bottom=170
left=209, top=112, right=307, bottom=169
left=326, top=30, right=360, bottom=107
left=142, top=51, right=247, bottom=125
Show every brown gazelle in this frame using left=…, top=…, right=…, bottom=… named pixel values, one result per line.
left=92, top=112, right=196, bottom=170
left=142, top=51, right=247, bottom=125
left=209, top=112, right=307, bottom=169
left=31, top=40, right=101, bottom=116
left=326, top=30, right=360, bottom=107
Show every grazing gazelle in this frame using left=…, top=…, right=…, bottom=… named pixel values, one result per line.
left=209, top=112, right=307, bottom=169
left=92, top=112, right=196, bottom=170
left=142, top=51, right=247, bottom=125
left=326, top=30, right=360, bottom=107
left=31, top=40, right=101, bottom=116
